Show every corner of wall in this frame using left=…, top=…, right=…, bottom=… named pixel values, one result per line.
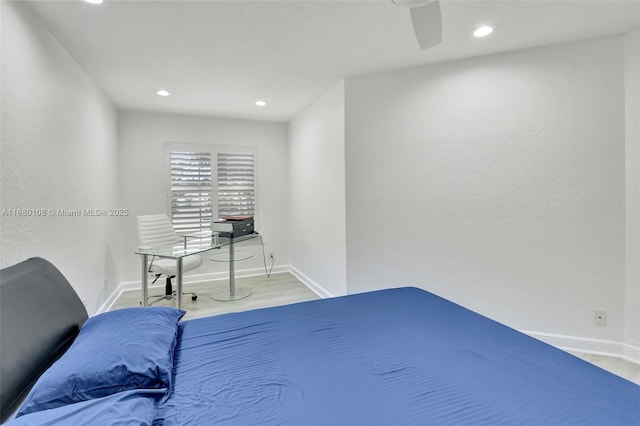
left=624, top=28, right=640, bottom=350
left=288, top=81, right=347, bottom=297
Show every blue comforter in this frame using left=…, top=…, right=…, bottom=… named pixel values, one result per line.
left=156, top=287, right=639, bottom=425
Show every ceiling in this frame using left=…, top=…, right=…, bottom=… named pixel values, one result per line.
left=24, top=0, right=640, bottom=122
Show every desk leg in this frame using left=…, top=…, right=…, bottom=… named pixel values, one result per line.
left=229, top=237, right=235, bottom=296
left=176, top=257, right=183, bottom=309
left=141, top=254, right=149, bottom=307
left=211, top=236, right=252, bottom=302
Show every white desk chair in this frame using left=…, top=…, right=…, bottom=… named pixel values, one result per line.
left=136, top=214, right=201, bottom=305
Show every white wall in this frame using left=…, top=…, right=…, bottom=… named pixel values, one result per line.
left=0, top=1, right=122, bottom=314
left=117, top=110, right=289, bottom=283
left=345, top=36, right=626, bottom=343
left=624, top=29, right=640, bottom=351
left=289, top=82, right=347, bottom=297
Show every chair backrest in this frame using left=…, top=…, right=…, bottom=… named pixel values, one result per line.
left=137, top=214, right=182, bottom=248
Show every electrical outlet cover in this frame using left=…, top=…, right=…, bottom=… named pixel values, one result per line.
left=594, top=310, right=607, bottom=326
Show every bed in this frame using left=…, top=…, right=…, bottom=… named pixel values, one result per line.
left=1, top=258, right=638, bottom=425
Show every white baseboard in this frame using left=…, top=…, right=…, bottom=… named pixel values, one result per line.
left=288, top=265, right=334, bottom=299
left=96, top=286, right=124, bottom=315
left=621, top=344, right=640, bottom=363
left=522, top=330, right=640, bottom=365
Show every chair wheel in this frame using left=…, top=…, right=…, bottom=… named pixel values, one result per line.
left=191, top=295, right=198, bottom=301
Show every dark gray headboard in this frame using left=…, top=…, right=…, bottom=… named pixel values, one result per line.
left=0, top=257, right=88, bottom=422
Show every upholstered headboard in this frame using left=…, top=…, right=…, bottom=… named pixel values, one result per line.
left=0, top=257, right=88, bottom=422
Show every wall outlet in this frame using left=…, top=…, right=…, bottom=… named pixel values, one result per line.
left=594, top=310, right=607, bottom=326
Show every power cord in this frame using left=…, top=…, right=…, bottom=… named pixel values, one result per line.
left=258, top=233, right=274, bottom=278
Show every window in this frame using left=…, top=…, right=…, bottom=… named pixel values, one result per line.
left=217, top=152, right=255, bottom=217
left=167, top=145, right=256, bottom=233
left=169, top=151, right=213, bottom=234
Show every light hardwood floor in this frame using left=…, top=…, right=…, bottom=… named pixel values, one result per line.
left=110, top=272, right=640, bottom=385
left=110, top=272, right=320, bottom=321
left=569, top=351, right=640, bottom=385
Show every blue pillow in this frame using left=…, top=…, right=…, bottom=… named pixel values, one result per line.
left=7, top=389, right=165, bottom=426
left=16, top=307, right=185, bottom=416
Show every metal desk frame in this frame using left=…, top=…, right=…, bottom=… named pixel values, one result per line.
left=136, top=233, right=259, bottom=309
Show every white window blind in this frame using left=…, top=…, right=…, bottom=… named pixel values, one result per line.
left=169, top=151, right=213, bottom=233
left=217, top=152, right=255, bottom=217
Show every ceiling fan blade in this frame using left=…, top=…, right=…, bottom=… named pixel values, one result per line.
left=409, top=0, right=442, bottom=50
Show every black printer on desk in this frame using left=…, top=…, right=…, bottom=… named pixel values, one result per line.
left=211, top=216, right=254, bottom=237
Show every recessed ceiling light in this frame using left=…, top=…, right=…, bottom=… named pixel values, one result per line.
left=255, top=100, right=267, bottom=107
left=85, top=0, right=104, bottom=4
left=474, top=25, right=495, bottom=38
left=156, top=89, right=171, bottom=97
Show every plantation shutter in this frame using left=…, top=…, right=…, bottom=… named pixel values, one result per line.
left=170, top=151, right=213, bottom=233
left=217, top=152, right=255, bottom=217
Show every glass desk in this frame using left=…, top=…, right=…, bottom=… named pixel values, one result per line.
left=135, top=232, right=259, bottom=309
